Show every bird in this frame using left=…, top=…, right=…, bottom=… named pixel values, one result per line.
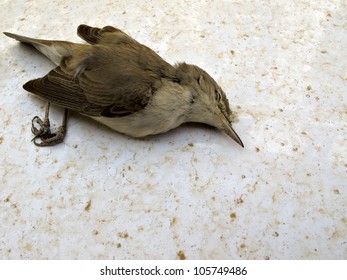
left=4, top=24, right=244, bottom=147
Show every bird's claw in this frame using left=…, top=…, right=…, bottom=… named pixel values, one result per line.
left=31, top=116, right=66, bottom=147
left=31, top=115, right=51, bottom=137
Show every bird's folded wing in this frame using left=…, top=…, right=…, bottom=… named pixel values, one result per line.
left=23, top=64, right=154, bottom=118
left=77, top=24, right=138, bottom=46
left=76, top=25, right=177, bottom=81
left=23, top=36, right=178, bottom=118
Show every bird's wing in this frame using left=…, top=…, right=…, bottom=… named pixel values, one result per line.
left=76, top=24, right=178, bottom=79
left=77, top=24, right=139, bottom=46
left=23, top=66, right=149, bottom=117
left=24, top=43, right=176, bottom=117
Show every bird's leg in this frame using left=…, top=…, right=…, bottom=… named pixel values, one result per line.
left=31, top=102, right=68, bottom=147
left=31, top=102, right=51, bottom=138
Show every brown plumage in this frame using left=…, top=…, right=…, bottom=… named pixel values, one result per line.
left=4, top=25, right=244, bottom=147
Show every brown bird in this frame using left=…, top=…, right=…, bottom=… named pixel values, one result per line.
left=4, top=25, right=244, bottom=147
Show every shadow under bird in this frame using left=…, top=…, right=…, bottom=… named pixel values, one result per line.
left=4, top=24, right=244, bottom=147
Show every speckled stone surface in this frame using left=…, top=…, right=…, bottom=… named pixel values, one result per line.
left=0, top=0, right=346, bottom=259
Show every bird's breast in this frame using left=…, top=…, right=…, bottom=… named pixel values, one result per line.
left=89, top=82, right=192, bottom=138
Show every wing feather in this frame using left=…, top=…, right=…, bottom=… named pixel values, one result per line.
left=77, top=24, right=138, bottom=45
left=22, top=25, right=178, bottom=118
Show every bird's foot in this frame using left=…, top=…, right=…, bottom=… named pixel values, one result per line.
left=31, top=120, right=67, bottom=147
left=31, top=115, right=51, bottom=138
left=31, top=104, right=68, bottom=147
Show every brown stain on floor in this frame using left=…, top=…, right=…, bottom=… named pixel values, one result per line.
left=177, top=250, right=186, bottom=260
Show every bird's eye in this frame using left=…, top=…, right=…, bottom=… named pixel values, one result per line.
left=214, top=90, right=221, bottom=102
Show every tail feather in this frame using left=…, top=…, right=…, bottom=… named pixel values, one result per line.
left=4, top=32, right=73, bottom=65
left=4, top=32, right=43, bottom=44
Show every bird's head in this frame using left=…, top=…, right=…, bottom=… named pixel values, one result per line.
left=176, top=63, right=244, bottom=147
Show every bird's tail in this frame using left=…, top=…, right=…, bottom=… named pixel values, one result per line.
left=4, top=32, right=74, bottom=66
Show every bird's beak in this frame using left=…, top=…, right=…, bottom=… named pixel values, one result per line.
left=220, top=117, right=244, bottom=147
left=223, top=124, right=244, bottom=148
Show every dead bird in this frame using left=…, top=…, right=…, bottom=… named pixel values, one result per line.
left=4, top=25, right=243, bottom=147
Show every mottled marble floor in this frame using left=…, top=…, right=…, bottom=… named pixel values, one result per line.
left=0, top=0, right=346, bottom=259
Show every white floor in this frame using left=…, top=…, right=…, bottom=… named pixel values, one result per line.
left=0, top=0, right=346, bottom=259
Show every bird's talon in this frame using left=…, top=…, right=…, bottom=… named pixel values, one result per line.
left=31, top=115, right=51, bottom=137
left=31, top=125, right=66, bottom=147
